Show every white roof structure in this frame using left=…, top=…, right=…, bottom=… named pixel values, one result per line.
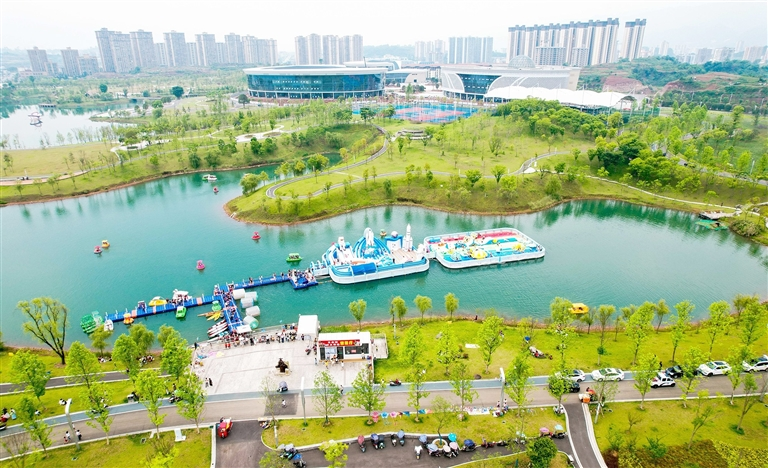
left=297, top=315, right=320, bottom=338
left=317, top=331, right=372, bottom=344
left=484, top=86, right=636, bottom=109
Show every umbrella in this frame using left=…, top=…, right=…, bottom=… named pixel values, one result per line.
left=554, top=424, right=564, bottom=431
left=539, top=427, right=550, bottom=436
left=448, top=433, right=457, bottom=442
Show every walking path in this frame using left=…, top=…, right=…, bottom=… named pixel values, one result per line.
left=564, top=401, right=605, bottom=468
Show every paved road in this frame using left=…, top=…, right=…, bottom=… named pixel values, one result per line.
left=1, top=374, right=748, bottom=462
left=564, top=401, right=603, bottom=468
left=0, top=369, right=168, bottom=395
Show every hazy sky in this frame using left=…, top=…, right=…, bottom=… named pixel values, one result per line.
left=1, top=0, right=766, bottom=53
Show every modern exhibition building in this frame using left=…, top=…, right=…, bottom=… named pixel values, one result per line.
left=440, top=56, right=580, bottom=100
left=244, top=65, right=386, bottom=99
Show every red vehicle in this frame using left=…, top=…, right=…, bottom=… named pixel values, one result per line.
left=218, top=418, right=233, bottom=438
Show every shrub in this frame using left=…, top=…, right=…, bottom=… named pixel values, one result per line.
left=730, top=219, right=762, bottom=237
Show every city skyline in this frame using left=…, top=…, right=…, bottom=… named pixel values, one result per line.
left=2, top=1, right=765, bottom=53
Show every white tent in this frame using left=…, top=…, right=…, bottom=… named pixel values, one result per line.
left=297, top=315, right=320, bottom=340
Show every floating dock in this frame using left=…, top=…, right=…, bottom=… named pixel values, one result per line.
left=423, top=228, right=545, bottom=269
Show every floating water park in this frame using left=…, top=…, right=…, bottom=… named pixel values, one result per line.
left=423, top=228, right=545, bottom=269
left=314, top=225, right=430, bottom=284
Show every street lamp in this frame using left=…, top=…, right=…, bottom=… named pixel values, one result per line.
left=499, top=367, right=505, bottom=409
left=300, top=377, right=307, bottom=426
left=64, top=399, right=80, bottom=451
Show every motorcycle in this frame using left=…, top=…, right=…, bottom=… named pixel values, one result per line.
left=414, top=445, right=422, bottom=460
left=389, top=379, right=402, bottom=386
left=427, top=443, right=441, bottom=457
left=397, top=429, right=405, bottom=446
left=481, top=437, right=495, bottom=449
left=371, top=433, right=385, bottom=450
left=217, top=418, right=233, bottom=439
left=449, top=441, right=460, bottom=457
left=168, top=394, right=182, bottom=404
left=496, top=439, right=509, bottom=447
left=461, top=439, right=477, bottom=452
left=391, top=433, right=397, bottom=446
left=292, top=453, right=306, bottom=468
left=357, top=435, right=366, bottom=453
left=443, top=444, right=456, bottom=458
left=279, top=443, right=299, bottom=460
left=419, top=434, right=428, bottom=447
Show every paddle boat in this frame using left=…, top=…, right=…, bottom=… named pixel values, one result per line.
left=286, top=253, right=302, bottom=262
left=80, top=311, right=104, bottom=334
left=213, top=186, right=219, bottom=194
left=571, top=303, right=589, bottom=315
left=123, top=312, right=134, bottom=325
left=380, top=229, right=387, bottom=237
left=148, top=296, right=166, bottom=307
left=101, top=240, right=110, bottom=248
left=175, top=306, right=187, bottom=319
left=252, top=231, right=261, bottom=240
left=202, top=174, right=217, bottom=181
left=196, top=260, right=206, bottom=270
left=103, top=319, right=114, bottom=332
left=94, top=245, right=102, bottom=254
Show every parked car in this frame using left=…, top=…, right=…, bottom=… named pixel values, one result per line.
left=549, top=379, right=580, bottom=393
left=742, top=355, right=768, bottom=373
left=697, top=361, right=731, bottom=376
left=665, top=365, right=683, bottom=379
left=569, top=369, right=586, bottom=382
left=650, top=372, right=676, bottom=388
left=591, top=368, right=625, bottom=381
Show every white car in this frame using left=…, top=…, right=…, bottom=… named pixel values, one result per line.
left=591, top=368, right=625, bottom=381
left=569, top=369, right=586, bottom=382
left=697, top=361, right=731, bottom=376
left=650, top=372, right=676, bottom=388
left=742, top=355, right=768, bottom=373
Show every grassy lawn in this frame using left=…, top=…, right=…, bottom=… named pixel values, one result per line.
left=0, top=347, right=160, bottom=380
left=17, top=429, right=210, bottom=468
left=271, top=409, right=565, bottom=448
left=0, top=379, right=139, bottom=421
left=594, top=399, right=768, bottom=468
left=333, top=317, right=767, bottom=383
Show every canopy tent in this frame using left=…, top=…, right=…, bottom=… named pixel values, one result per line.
left=297, top=315, right=320, bottom=340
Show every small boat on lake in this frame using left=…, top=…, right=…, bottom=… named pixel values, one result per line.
left=196, top=260, right=206, bottom=270
left=252, top=231, right=261, bottom=240
left=148, top=296, right=166, bottom=307
left=423, top=227, right=545, bottom=269
left=213, top=186, right=219, bottom=194
left=94, top=245, right=102, bottom=254
left=103, top=319, right=114, bottom=332
left=80, top=311, right=103, bottom=334
left=286, top=253, right=302, bottom=262
left=175, top=306, right=187, bottom=319
left=202, top=174, right=217, bottom=181
left=101, top=240, right=110, bottom=248
left=571, top=303, right=589, bottom=315
left=380, top=229, right=387, bottom=237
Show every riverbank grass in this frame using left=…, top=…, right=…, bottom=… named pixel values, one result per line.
left=16, top=428, right=210, bottom=468
left=0, top=347, right=159, bottom=380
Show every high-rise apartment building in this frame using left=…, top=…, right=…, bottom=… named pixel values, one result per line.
left=78, top=55, right=99, bottom=75
left=130, top=30, right=157, bottom=68
left=27, top=47, right=50, bottom=74
left=744, top=45, right=767, bottom=63
left=243, top=36, right=277, bottom=65
left=60, top=48, right=82, bottom=77
left=351, top=34, right=363, bottom=61
left=225, top=33, right=244, bottom=64
left=95, top=28, right=136, bottom=73
left=187, top=43, right=199, bottom=66
left=307, top=34, right=322, bottom=64
left=339, top=36, right=351, bottom=63
left=164, top=31, right=189, bottom=67
left=322, top=35, right=339, bottom=64
left=195, top=33, right=217, bottom=66
left=448, top=37, right=493, bottom=64
left=695, top=48, right=713, bottom=64
left=621, top=19, right=646, bottom=61
left=507, top=18, right=619, bottom=66
left=216, top=43, right=227, bottom=65
left=416, top=40, right=445, bottom=62
left=95, top=29, right=116, bottom=72
left=155, top=43, right=168, bottom=67
left=294, top=36, right=309, bottom=65
left=712, top=47, right=734, bottom=62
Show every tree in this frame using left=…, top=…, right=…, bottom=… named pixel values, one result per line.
left=592, top=379, right=619, bottom=424
left=413, top=295, right=432, bottom=323
left=313, top=370, right=343, bottom=426
left=688, top=390, right=717, bottom=448
left=161, top=332, right=192, bottom=382
left=726, top=346, right=750, bottom=405
left=705, top=301, right=733, bottom=357
left=347, top=367, right=385, bottom=422
left=654, top=299, right=670, bottom=332
left=491, top=165, right=506, bottom=186
left=130, top=323, right=155, bottom=356
left=678, top=347, right=707, bottom=408
left=407, top=366, right=429, bottom=421
left=170, top=86, right=184, bottom=99
left=596, top=305, right=616, bottom=363
left=633, top=353, right=659, bottom=410
left=348, top=299, right=366, bottom=331
left=99, top=83, right=108, bottom=93
left=82, top=382, right=113, bottom=444
left=739, top=299, right=766, bottom=348
left=580, top=307, right=596, bottom=334
left=0, top=432, right=33, bottom=468
left=476, top=311, right=504, bottom=373
left=17, top=297, right=69, bottom=365
left=259, top=451, right=293, bottom=468
left=90, top=327, right=112, bottom=357
left=65, top=341, right=103, bottom=391
left=736, top=373, right=760, bottom=431
left=464, top=169, right=482, bottom=189
left=112, top=333, right=140, bottom=385
left=390, top=296, right=407, bottom=324
left=625, top=302, right=655, bottom=365
left=733, top=293, right=758, bottom=326
left=135, top=369, right=167, bottom=435
left=545, top=176, right=562, bottom=199
left=506, top=353, right=533, bottom=422
left=444, top=293, right=459, bottom=319
left=450, top=362, right=478, bottom=416
left=237, top=94, right=250, bottom=107
left=669, top=301, right=693, bottom=362
left=528, top=437, right=558, bottom=468
left=401, top=325, right=425, bottom=366
left=240, top=173, right=259, bottom=195
left=549, top=297, right=574, bottom=362
left=17, top=396, right=52, bottom=454
left=547, top=366, right=571, bottom=407
left=430, top=396, right=456, bottom=441
left=319, top=440, right=348, bottom=468
left=10, top=350, right=50, bottom=405
left=260, top=376, right=279, bottom=428
left=435, top=327, right=459, bottom=375
left=176, top=369, right=206, bottom=433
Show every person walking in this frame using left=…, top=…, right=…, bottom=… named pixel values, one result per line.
left=76, top=429, right=82, bottom=441
left=281, top=399, right=286, bottom=408
left=64, top=431, right=71, bottom=443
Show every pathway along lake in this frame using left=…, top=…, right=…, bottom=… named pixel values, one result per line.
left=1, top=168, right=766, bottom=347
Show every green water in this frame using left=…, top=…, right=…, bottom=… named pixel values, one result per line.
left=1, top=168, right=766, bottom=347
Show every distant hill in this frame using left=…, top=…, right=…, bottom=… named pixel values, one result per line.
left=363, top=44, right=414, bottom=60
